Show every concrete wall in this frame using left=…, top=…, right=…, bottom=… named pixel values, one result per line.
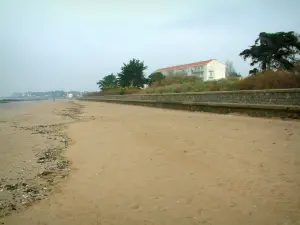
left=83, top=89, right=300, bottom=106
left=80, top=89, right=300, bottom=119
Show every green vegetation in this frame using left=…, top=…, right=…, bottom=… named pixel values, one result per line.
left=118, top=58, right=148, bottom=88
left=96, top=58, right=148, bottom=93
left=96, top=74, right=118, bottom=90
left=148, top=72, right=165, bottom=85
left=98, top=87, right=141, bottom=95
left=143, top=75, right=239, bottom=93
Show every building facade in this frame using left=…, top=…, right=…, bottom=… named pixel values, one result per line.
left=156, top=59, right=226, bottom=81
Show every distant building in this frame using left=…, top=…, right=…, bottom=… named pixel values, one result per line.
left=156, top=59, right=226, bottom=81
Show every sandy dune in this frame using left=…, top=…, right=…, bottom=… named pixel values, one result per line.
left=1, top=101, right=300, bottom=225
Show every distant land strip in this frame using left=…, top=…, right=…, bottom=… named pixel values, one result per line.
left=0, top=98, right=60, bottom=103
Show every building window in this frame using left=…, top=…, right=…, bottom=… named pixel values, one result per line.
left=177, top=68, right=187, bottom=74
left=168, top=70, right=174, bottom=76
left=209, top=71, right=214, bottom=79
left=199, top=71, right=204, bottom=78
left=194, top=65, right=204, bottom=72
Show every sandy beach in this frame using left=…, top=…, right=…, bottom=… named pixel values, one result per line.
left=1, top=100, right=300, bottom=225
left=0, top=100, right=83, bottom=217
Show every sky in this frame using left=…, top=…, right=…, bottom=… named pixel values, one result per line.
left=0, top=0, right=300, bottom=96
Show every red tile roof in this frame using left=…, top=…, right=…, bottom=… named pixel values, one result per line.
left=156, top=59, right=214, bottom=72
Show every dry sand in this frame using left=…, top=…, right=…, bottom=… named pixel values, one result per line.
left=1, top=100, right=300, bottom=225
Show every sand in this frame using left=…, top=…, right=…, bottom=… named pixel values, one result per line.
left=0, top=101, right=82, bottom=217
left=1, top=100, right=300, bottom=225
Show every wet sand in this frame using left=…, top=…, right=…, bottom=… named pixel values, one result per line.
left=1, top=101, right=300, bottom=225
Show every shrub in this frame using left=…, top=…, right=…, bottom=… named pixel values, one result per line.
left=214, top=77, right=240, bottom=91
left=144, top=70, right=300, bottom=93
left=144, top=76, right=241, bottom=93
left=238, top=70, right=300, bottom=90
left=101, top=87, right=141, bottom=95
left=148, top=72, right=165, bottom=85
left=158, top=74, right=201, bottom=86
left=84, top=92, right=101, bottom=97
left=84, top=87, right=141, bottom=96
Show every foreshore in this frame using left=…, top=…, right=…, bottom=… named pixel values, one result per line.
left=0, top=100, right=82, bottom=217
left=1, top=100, right=300, bottom=225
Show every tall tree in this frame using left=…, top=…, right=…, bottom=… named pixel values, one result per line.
left=239, top=31, right=300, bottom=73
left=97, top=74, right=118, bottom=90
left=225, top=60, right=241, bottom=77
left=225, top=60, right=236, bottom=77
left=118, top=58, right=148, bottom=88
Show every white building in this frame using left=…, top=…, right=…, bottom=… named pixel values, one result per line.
left=156, top=59, right=226, bottom=81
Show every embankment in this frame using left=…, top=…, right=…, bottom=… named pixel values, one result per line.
left=80, top=89, right=300, bottom=119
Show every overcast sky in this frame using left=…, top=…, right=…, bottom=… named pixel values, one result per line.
left=0, top=0, right=299, bottom=96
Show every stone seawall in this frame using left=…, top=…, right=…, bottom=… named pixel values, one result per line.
left=79, top=89, right=300, bottom=119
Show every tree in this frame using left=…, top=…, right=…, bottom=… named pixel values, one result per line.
left=225, top=60, right=241, bottom=78
left=225, top=60, right=237, bottom=77
left=249, top=68, right=259, bottom=75
left=148, top=72, right=165, bottom=85
left=240, top=31, right=300, bottom=73
left=117, top=58, right=148, bottom=88
left=97, top=74, right=118, bottom=90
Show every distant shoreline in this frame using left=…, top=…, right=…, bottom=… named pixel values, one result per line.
left=0, top=98, right=69, bottom=104
left=0, top=99, right=26, bottom=104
